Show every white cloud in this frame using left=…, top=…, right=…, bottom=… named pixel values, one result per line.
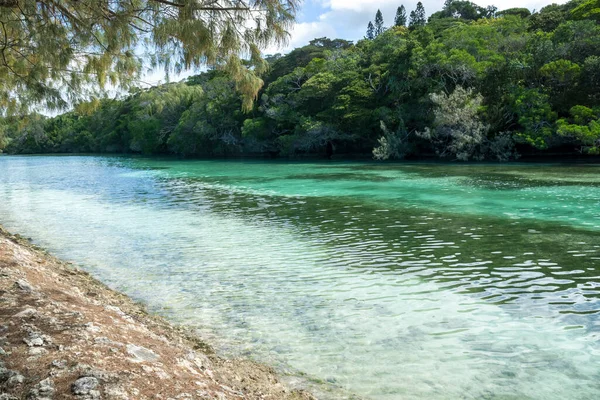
left=265, top=20, right=337, bottom=54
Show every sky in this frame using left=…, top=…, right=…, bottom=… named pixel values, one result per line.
left=143, top=0, right=568, bottom=85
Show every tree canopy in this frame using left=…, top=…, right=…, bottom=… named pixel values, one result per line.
left=395, top=6, right=407, bottom=27
left=366, top=21, right=375, bottom=40
left=2, top=0, right=600, bottom=161
left=409, top=2, right=426, bottom=28
left=0, top=0, right=299, bottom=114
left=374, top=9, right=385, bottom=37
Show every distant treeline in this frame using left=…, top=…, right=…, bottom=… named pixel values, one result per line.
left=1, top=0, right=599, bottom=161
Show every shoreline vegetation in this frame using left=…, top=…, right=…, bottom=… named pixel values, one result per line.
left=0, top=225, right=315, bottom=400
left=1, top=0, right=600, bottom=162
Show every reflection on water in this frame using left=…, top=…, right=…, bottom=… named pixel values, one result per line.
left=1, top=156, right=599, bottom=399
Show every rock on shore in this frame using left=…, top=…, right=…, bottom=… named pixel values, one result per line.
left=0, top=227, right=314, bottom=400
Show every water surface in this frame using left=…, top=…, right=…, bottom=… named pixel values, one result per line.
left=1, top=156, right=599, bottom=399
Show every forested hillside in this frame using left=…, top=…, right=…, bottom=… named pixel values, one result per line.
left=1, top=0, right=599, bottom=160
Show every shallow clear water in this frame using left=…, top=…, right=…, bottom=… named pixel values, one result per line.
left=1, top=155, right=600, bottom=399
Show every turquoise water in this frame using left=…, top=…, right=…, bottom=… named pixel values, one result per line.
left=1, top=155, right=599, bottom=399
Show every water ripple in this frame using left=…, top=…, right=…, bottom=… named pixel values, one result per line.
left=1, top=156, right=600, bottom=399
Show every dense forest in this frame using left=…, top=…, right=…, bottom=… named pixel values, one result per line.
left=1, top=0, right=599, bottom=160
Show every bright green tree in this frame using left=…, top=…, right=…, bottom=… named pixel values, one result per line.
left=557, top=105, right=600, bottom=154
left=572, top=0, right=600, bottom=21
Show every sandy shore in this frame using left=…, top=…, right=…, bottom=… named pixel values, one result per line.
left=0, top=226, right=315, bottom=400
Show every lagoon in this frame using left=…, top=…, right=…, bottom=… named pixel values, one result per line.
left=1, top=156, right=599, bottom=399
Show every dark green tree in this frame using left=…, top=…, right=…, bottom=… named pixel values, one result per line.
left=409, top=2, right=427, bottom=28
left=572, top=0, right=600, bottom=21
left=443, top=0, right=454, bottom=14
left=497, top=8, right=532, bottom=18
left=395, top=5, right=408, bottom=27
left=366, top=21, right=375, bottom=39
left=374, top=10, right=385, bottom=36
left=439, top=1, right=494, bottom=20
left=0, top=0, right=300, bottom=115
left=409, top=11, right=417, bottom=27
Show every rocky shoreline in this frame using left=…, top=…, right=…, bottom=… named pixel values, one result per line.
left=0, top=226, right=315, bottom=400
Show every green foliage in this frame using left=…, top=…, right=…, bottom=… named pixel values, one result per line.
left=168, top=75, right=243, bottom=156
left=395, top=6, right=408, bottom=27
left=366, top=22, right=375, bottom=40
left=572, top=0, right=600, bottom=21
left=540, top=59, right=581, bottom=87
left=264, top=38, right=351, bottom=85
left=582, top=56, right=600, bottom=101
left=0, top=120, right=9, bottom=152
left=528, top=1, right=585, bottom=32
left=556, top=106, right=600, bottom=153
left=436, top=1, right=497, bottom=21
left=375, top=10, right=385, bottom=37
left=4, top=114, right=47, bottom=153
left=409, top=2, right=427, bottom=28
left=0, top=0, right=300, bottom=115
left=373, top=120, right=411, bottom=160
left=418, top=86, right=490, bottom=160
left=127, top=83, right=203, bottom=154
left=497, top=8, right=532, bottom=18
left=2, top=0, right=600, bottom=161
